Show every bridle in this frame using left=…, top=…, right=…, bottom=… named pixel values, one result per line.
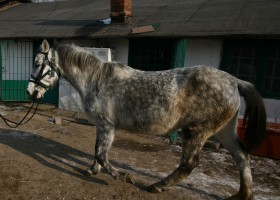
left=28, top=49, right=61, bottom=90
left=0, top=49, right=61, bottom=128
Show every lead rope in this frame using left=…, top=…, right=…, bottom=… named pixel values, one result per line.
left=0, top=98, right=39, bottom=128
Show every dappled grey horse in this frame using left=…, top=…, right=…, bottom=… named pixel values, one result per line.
left=27, top=40, right=266, bottom=200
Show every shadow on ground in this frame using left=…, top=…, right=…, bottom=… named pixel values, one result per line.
left=0, top=129, right=107, bottom=185
left=0, top=128, right=223, bottom=199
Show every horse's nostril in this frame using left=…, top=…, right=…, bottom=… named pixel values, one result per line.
left=26, top=90, right=31, bottom=96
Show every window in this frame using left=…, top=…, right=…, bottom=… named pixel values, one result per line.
left=265, top=43, right=280, bottom=94
left=128, top=39, right=186, bottom=71
left=0, top=40, right=33, bottom=101
left=220, top=40, right=280, bottom=99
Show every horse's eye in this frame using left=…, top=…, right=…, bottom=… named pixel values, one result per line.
left=34, top=63, right=41, bottom=68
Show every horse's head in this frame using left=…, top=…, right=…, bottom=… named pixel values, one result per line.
left=27, top=39, right=61, bottom=99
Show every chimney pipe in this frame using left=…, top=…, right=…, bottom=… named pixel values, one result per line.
left=110, top=0, right=132, bottom=23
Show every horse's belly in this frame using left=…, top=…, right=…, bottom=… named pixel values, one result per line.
left=116, top=113, right=180, bottom=135
left=121, top=124, right=174, bottom=135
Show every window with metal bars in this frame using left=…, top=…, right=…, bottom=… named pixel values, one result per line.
left=220, top=39, right=280, bottom=99
left=0, top=40, right=33, bottom=101
left=128, top=39, right=181, bottom=71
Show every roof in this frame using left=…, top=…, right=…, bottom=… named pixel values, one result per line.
left=0, top=0, right=280, bottom=39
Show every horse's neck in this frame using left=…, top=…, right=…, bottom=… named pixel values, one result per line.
left=57, top=48, right=134, bottom=101
left=66, top=69, right=88, bottom=96
left=58, top=61, right=88, bottom=100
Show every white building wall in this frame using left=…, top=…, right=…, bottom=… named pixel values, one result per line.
left=99, top=38, right=129, bottom=64
left=184, top=39, right=222, bottom=68
left=184, top=39, right=280, bottom=123
left=240, top=98, right=280, bottom=123
left=263, top=99, right=280, bottom=123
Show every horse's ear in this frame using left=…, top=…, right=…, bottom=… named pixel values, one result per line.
left=40, top=39, right=50, bottom=53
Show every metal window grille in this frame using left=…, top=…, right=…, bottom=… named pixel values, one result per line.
left=227, top=41, right=260, bottom=84
left=265, top=42, right=280, bottom=93
left=0, top=40, right=33, bottom=101
left=221, top=39, right=280, bottom=99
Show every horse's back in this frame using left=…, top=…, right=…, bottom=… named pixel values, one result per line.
left=110, top=68, right=183, bottom=134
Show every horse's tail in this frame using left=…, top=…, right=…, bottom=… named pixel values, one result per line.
left=237, top=79, right=267, bottom=152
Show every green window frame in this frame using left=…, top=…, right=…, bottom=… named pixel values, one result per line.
left=220, top=39, right=280, bottom=99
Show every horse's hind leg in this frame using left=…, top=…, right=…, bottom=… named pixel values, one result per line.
left=147, top=128, right=208, bottom=193
left=215, top=113, right=253, bottom=200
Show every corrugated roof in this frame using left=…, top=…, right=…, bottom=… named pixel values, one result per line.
left=0, top=0, right=280, bottom=39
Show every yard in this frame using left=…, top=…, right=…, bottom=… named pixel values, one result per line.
left=0, top=103, right=279, bottom=200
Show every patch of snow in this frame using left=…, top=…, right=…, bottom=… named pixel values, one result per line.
left=58, top=157, right=78, bottom=167
left=208, top=151, right=227, bottom=163
left=0, top=105, right=8, bottom=116
left=47, top=144, right=56, bottom=148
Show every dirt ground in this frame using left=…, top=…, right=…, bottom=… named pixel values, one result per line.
left=0, top=103, right=279, bottom=200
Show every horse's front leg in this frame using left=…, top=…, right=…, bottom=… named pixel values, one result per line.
left=85, top=158, right=101, bottom=176
left=86, top=122, right=135, bottom=184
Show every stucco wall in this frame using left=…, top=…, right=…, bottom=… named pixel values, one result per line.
left=240, top=98, right=280, bottom=123
left=99, top=38, right=129, bottom=65
left=184, top=39, right=222, bottom=68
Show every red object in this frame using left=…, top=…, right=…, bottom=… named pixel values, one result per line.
left=237, top=119, right=280, bottom=160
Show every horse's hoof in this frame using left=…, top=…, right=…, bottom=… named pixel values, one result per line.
left=146, top=184, right=163, bottom=193
left=84, top=168, right=93, bottom=176
left=225, top=193, right=253, bottom=200
left=119, top=172, right=135, bottom=184
left=125, top=173, right=135, bottom=184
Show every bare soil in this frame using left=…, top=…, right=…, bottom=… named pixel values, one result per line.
left=0, top=103, right=279, bottom=200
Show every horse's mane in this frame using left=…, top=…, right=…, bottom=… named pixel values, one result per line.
left=56, top=43, right=125, bottom=84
